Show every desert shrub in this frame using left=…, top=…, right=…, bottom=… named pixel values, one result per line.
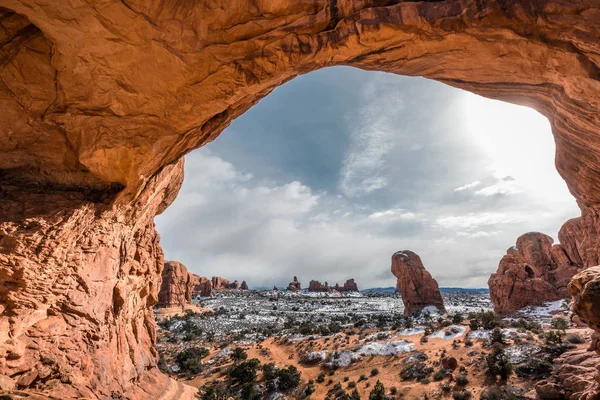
left=515, top=357, right=553, bottom=377
left=370, top=368, right=379, bottom=377
left=199, top=382, right=229, bottom=400
left=175, top=347, right=209, bottom=374
left=545, top=330, right=565, bottom=345
left=317, top=373, right=326, bottom=383
left=348, top=381, right=356, bottom=388
left=479, top=311, right=505, bottom=330
left=276, top=365, right=302, bottom=391
left=486, top=343, right=512, bottom=380
left=358, top=374, right=367, bottom=381
left=403, top=317, right=414, bottom=329
left=469, top=319, right=479, bottom=330
left=231, top=347, right=248, bottom=362
left=490, top=327, right=506, bottom=345
left=228, top=358, right=261, bottom=384
left=452, top=313, right=464, bottom=324
left=390, top=386, right=397, bottom=395
left=349, top=388, right=361, bottom=400
left=452, top=391, right=472, bottom=400
left=433, top=371, right=445, bottom=381
left=512, top=318, right=541, bottom=333
left=551, top=317, right=569, bottom=331
left=420, top=377, right=431, bottom=385
left=455, top=374, right=469, bottom=386
left=305, top=384, right=315, bottom=396
left=368, top=380, right=386, bottom=400
left=464, top=337, right=473, bottom=347
left=401, top=362, right=433, bottom=381
left=565, top=333, right=585, bottom=344
left=441, top=382, right=452, bottom=392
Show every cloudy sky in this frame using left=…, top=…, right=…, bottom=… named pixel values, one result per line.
left=155, top=67, right=580, bottom=289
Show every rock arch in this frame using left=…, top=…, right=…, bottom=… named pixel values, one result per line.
left=0, top=0, right=599, bottom=398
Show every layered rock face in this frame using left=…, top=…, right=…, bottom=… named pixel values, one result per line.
left=287, top=276, right=301, bottom=291
left=0, top=161, right=195, bottom=398
left=488, top=224, right=591, bottom=315
left=391, top=251, right=446, bottom=316
left=158, top=261, right=194, bottom=308
left=2, top=0, right=600, bottom=398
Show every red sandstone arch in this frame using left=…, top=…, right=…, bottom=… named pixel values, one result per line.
left=1, top=1, right=600, bottom=398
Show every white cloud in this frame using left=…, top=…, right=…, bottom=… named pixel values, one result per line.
left=454, top=181, right=481, bottom=192
left=474, top=176, right=522, bottom=197
left=368, top=208, right=422, bottom=222
left=434, top=213, right=517, bottom=231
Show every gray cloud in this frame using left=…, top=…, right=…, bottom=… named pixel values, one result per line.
left=155, top=67, right=580, bottom=290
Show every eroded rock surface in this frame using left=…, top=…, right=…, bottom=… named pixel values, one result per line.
left=192, top=275, right=213, bottom=298
left=2, top=0, right=600, bottom=398
left=489, top=231, right=586, bottom=315
left=391, top=251, right=445, bottom=316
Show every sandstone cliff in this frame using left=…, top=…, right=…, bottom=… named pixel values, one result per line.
left=391, top=251, right=446, bottom=316
left=335, top=279, right=359, bottom=292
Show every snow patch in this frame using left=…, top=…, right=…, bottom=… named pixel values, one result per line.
left=427, top=325, right=466, bottom=340
left=357, top=340, right=415, bottom=356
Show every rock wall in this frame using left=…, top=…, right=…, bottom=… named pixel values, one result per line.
left=1, top=0, right=600, bottom=398
left=391, top=251, right=446, bottom=316
left=0, top=161, right=195, bottom=398
left=192, top=275, right=213, bottom=297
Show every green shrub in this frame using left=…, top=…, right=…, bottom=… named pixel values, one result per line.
left=565, top=333, right=585, bottom=344
left=453, top=390, right=472, bottom=400
left=231, top=347, right=248, bottom=362
left=175, top=347, right=209, bottom=374
left=370, top=368, right=379, bottom=377
left=551, top=318, right=569, bottom=331
left=368, top=380, right=386, bottom=400
left=486, top=343, right=512, bottom=380
left=455, top=374, right=469, bottom=386
left=228, top=358, right=261, bottom=384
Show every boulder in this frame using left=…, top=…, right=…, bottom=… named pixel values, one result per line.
left=391, top=251, right=445, bottom=316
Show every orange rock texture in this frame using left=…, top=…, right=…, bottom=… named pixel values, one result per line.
left=158, top=261, right=195, bottom=308
left=489, top=230, right=585, bottom=315
left=1, top=0, right=600, bottom=398
left=391, top=251, right=446, bottom=316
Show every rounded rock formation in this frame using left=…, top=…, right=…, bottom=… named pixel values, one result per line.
left=391, top=251, right=446, bottom=316
left=489, top=231, right=585, bottom=315
left=308, top=280, right=330, bottom=292
left=240, top=281, right=249, bottom=290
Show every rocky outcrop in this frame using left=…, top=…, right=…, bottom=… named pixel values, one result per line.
left=536, top=347, right=600, bottom=400
left=308, top=280, right=330, bottom=292
left=287, top=276, right=301, bottom=291
left=240, top=281, right=249, bottom=290
left=158, top=261, right=194, bottom=308
left=192, top=275, right=213, bottom=298
left=489, top=231, right=585, bottom=315
left=208, top=277, right=239, bottom=290
left=334, top=279, right=359, bottom=292
left=2, top=0, right=600, bottom=398
left=391, top=251, right=446, bottom=316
